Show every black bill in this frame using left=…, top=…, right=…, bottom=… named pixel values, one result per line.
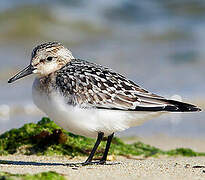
left=8, top=64, right=35, bottom=83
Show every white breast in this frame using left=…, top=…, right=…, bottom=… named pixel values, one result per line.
left=32, top=78, right=164, bottom=138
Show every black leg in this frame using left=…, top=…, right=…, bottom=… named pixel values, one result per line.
left=99, top=133, right=114, bottom=164
left=82, top=132, right=104, bottom=165
left=66, top=132, right=117, bottom=167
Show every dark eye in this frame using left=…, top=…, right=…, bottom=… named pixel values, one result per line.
left=47, top=56, right=53, bottom=61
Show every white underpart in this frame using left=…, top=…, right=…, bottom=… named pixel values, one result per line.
left=32, top=78, right=164, bottom=138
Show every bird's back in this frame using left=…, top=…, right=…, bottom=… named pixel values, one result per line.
left=53, top=59, right=201, bottom=112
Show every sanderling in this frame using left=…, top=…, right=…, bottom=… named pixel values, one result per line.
left=8, top=42, right=201, bottom=165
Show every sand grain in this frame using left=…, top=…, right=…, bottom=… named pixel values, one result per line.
left=1, top=155, right=205, bottom=180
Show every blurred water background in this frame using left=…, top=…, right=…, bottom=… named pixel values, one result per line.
left=0, top=0, right=204, bottom=138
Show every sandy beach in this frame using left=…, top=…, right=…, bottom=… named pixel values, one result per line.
left=1, top=155, right=205, bottom=180
left=1, top=136, right=205, bottom=180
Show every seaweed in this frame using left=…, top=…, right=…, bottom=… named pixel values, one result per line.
left=0, top=171, right=65, bottom=180
left=0, top=117, right=205, bottom=157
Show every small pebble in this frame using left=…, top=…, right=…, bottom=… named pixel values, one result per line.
left=174, top=163, right=179, bottom=167
left=185, top=164, right=190, bottom=168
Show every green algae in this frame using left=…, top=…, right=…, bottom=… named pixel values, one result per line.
left=0, top=171, right=65, bottom=180
left=0, top=117, right=205, bottom=157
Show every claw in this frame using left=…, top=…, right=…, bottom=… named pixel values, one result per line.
left=81, top=160, right=106, bottom=166
left=65, top=161, right=120, bottom=167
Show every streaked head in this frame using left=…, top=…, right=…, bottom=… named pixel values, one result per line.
left=8, top=42, right=74, bottom=83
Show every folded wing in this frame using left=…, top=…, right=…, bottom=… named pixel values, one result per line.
left=56, top=59, right=201, bottom=112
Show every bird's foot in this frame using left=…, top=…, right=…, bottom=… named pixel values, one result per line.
left=81, top=160, right=106, bottom=166
left=66, top=160, right=119, bottom=167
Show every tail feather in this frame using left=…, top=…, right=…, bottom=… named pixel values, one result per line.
left=165, top=100, right=202, bottom=112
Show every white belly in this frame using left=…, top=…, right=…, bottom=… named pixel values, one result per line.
left=32, top=80, right=163, bottom=138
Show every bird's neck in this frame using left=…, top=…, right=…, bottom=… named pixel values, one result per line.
left=35, top=73, right=56, bottom=94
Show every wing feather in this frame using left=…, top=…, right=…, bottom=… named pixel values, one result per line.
left=55, top=59, right=200, bottom=112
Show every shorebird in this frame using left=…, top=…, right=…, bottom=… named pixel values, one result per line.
left=8, top=42, right=201, bottom=165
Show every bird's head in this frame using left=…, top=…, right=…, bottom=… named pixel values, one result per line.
left=8, top=42, right=74, bottom=83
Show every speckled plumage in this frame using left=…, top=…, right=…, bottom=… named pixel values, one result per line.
left=31, top=42, right=62, bottom=59
left=35, top=58, right=197, bottom=112
left=53, top=59, right=164, bottom=109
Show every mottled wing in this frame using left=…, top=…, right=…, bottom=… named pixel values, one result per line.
left=55, top=59, right=182, bottom=111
